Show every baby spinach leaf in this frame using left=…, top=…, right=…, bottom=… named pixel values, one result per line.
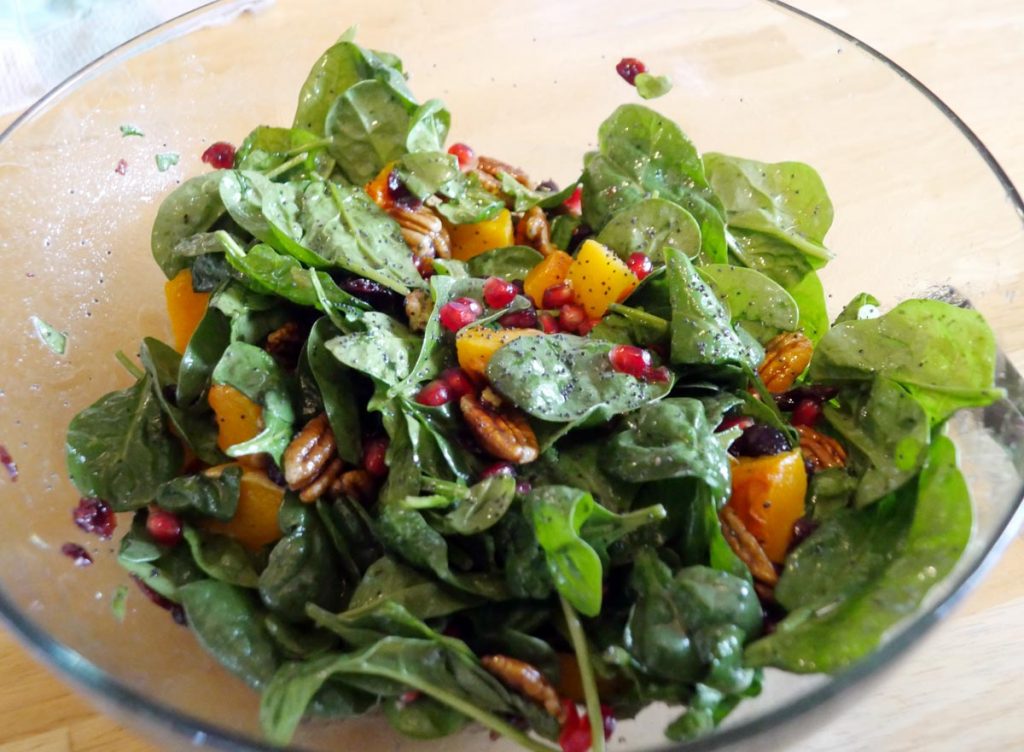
left=745, top=435, right=971, bottom=672
left=327, top=311, right=420, bottom=386
left=634, top=72, right=673, bottom=100
left=606, top=398, right=730, bottom=494
left=155, top=466, right=241, bottom=521
left=550, top=214, right=581, bottom=251
left=176, top=307, right=231, bottom=407
left=180, top=580, right=280, bottom=689
left=663, top=247, right=760, bottom=370
left=466, top=246, right=544, bottom=281
left=317, top=497, right=381, bottom=581
left=698, top=264, right=799, bottom=340
left=265, top=614, right=339, bottom=660
left=183, top=526, right=261, bottom=588
left=529, top=441, right=638, bottom=513
left=493, top=508, right=555, bottom=601
left=326, top=79, right=411, bottom=184
left=211, top=342, right=296, bottom=464
left=383, top=695, right=470, bottom=739
left=65, top=377, right=183, bottom=511
left=498, top=173, right=577, bottom=212
left=786, top=268, right=830, bottom=343
left=151, top=171, right=225, bottom=278
left=405, top=98, right=451, bottom=153
left=582, top=104, right=726, bottom=262
left=834, top=292, right=882, bottom=325
left=30, top=315, right=67, bottom=355
left=188, top=250, right=235, bottom=291
left=824, top=378, right=930, bottom=507
left=346, top=556, right=480, bottom=619
left=436, top=172, right=505, bottom=225
left=305, top=318, right=362, bottom=463
left=442, top=475, right=517, bottom=535
left=589, top=303, right=669, bottom=348
left=235, top=125, right=331, bottom=174
left=595, top=197, right=701, bottom=262
left=395, top=151, right=462, bottom=199
left=703, top=152, right=833, bottom=265
left=487, top=333, right=673, bottom=423
left=808, top=299, right=1003, bottom=424
left=524, top=485, right=606, bottom=617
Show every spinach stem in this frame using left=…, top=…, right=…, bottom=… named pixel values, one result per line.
left=607, top=303, right=669, bottom=333
left=560, top=594, right=606, bottom=752
left=421, top=476, right=470, bottom=498
left=399, top=494, right=452, bottom=510
left=114, top=350, right=144, bottom=380
left=264, top=152, right=310, bottom=180
left=279, top=137, right=332, bottom=156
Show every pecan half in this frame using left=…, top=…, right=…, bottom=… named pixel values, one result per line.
left=389, top=204, right=451, bottom=260
left=515, top=206, right=557, bottom=256
left=459, top=393, right=539, bottom=464
left=331, top=468, right=378, bottom=505
left=758, top=332, right=814, bottom=393
left=265, top=321, right=304, bottom=368
left=796, top=424, right=847, bottom=470
left=404, top=289, right=434, bottom=333
left=476, top=155, right=531, bottom=188
left=481, top=655, right=564, bottom=721
left=282, top=414, right=344, bottom=502
left=720, top=507, right=779, bottom=587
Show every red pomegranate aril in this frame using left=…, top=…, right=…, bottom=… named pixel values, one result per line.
left=616, top=56, right=647, bottom=85
left=627, top=252, right=653, bottom=280
left=480, top=461, right=516, bottom=479
left=201, top=141, right=236, bottom=169
left=791, top=398, right=823, bottom=427
left=415, top=380, right=451, bottom=407
left=563, top=185, right=582, bottom=216
left=542, top=283, right=574, bottom=309
left=601, top=705, right=617, bottom=740
left=558, top=303, right=587, bottom=333
left=114, top=159, right=128, bottom=176
left=717, top=415, right=755, bottom=433
left=577, top=317, right=601, bottom=336
left=447, top=142, right=475, bottom=170
left=515, top=479, right=533, bottom=496
left=398, top=690, right=421, bottom=706
left=441, top=367, right=475, bottom=400
left=362, top=436, right=390, bottom=478
left=439, top=297, right=483, bottom=332
left=539, top=312, right=561, bottom=334
left=61, top=543, right=92, bottom=567
left=642, top=364, right=672, bottom=383
left=558, top=702, right=616, bottom=752
left=413, top=254, right=435, bottom=279
left=147, top=508, right=183, bottom=547
left=608, top=344, right=652, bottom=378
left=483, top=276, right=518, bottom=308
left=499, top=309, right=539, bottom=328
left=73, top=497, right=116, bottom=539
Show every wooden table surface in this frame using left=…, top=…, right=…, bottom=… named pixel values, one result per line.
left=1, top=1, right=1022, bottom=751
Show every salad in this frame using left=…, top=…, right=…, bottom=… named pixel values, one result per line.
left=63, top=29, right=1002, bottom=752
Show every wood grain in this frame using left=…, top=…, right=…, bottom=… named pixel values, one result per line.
left=0, top=1, right=1021, bottom=750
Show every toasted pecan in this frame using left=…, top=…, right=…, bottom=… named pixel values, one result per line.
left=796, top=424, right=847, bottom=471
left=282, top=414, right=343, bottom=502
left=758, top=332, right=814, bottom=393
left=389, top=203, right=451, bottom=260
left=720, top=507, right=779, bottom=587
left=515, top=206, right=557, bottom=256
left=459, top=393, right=539, bottom=464
left=476, top=155, right=532, bottom=188
left=481, top=655, right=564, bottom=721
left=264, top=321, right=304, bottom=368
left=332, top=468, right=378, bottom=505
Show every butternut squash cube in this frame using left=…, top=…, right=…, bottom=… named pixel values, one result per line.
left=566, top=239, right=638, bottom=318
left=456, top=325, right=543, bottom=379
left=726, top=449, right=807, bottom=564
left=207, top=384, right=264, bottom=468
left=203, top=464, right=284, bottom=551
left=164, top=269, right=210, bottom=353
left=449, top=209, right=514, bottom=261
left=523, top=250, right=574, bottom=308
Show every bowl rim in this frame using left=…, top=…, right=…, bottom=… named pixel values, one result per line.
left=1, top=1, right=1023, bottom=750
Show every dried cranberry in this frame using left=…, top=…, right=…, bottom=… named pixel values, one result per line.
left=413, top=254, right=435, bottom=279
left=563, top=185, right=582, bottom=216
left=341, top=278, right=402, bottom=310
left=483, top=276, right=518, bottom=308
left=536, top=179, right=560, bottom=192
left=201, top=141, right=236, bottom=169
left=791, top=399, right=822, bottom=427
left=114, top=159, right=128, bottom=176
left=515, top=479, right=533, bottom=496
left=616, top=57, right=647, bottom=85
left=542, top=283, right=574, bottom=309
left=362, top=435, right=389, bottom=478
left=608, top=344, right=652, bottom=378
left=0, top=444, right=16, bottom=482
left=386, top=168, right=420, bottom=209
left=147, top=508, right=183, bottom=547
left=558, top=303, right=587, bottom=333
left=626, top=252, right=653, bottom=280
left=539, top=312, right=560, bottom=334
left=791, top=516, right=819, bottom=548
left=415, top=380, right=451, bottom=407
left=265, top=462, right=287, bottom=487
left=775, top=384, right=840, bottom=411
left=131, top=576, right=188, bottom=625
left=730, top=424, right=791, bottom=458
left=439, top=297, right=483, bottom=332
left=73, top=497, right=116, bottom=539
left=170, top=604, right=188, bottom=626
left=447, top=142, right=475, bottom=170
left=441, top=367, right=475, bottom=400
left=499, top=309, right=539, bottom=329
left=61, top=543, right=92, bottom=567
left=480, top=462, right=516, bottom=479
left=716, top=415, right=755, bottom=433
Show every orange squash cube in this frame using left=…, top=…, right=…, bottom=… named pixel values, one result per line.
left=449, top=209, right=514, bottom=261
left=207, top=384, right=265, bottom=468
left=523, top=250, right=574, bottom=308
left=726, top=449, right=808, bottom=564
left=364, top=161, right=398, bottom=209
left=203, top=464, right=284, bottom=551
left=566, top=239, right=638, bottom=319
left=455, top=325, right=543, bottom=379
left=164, top=269, right=210, bottom=353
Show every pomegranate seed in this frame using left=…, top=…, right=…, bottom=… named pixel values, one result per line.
left=542, top=283, right=574, bottom=309
left=362, top=436, right=389, bottom=478
left=415, top=380, right=451, bottom=407
left=201, top=141, right=235, bottom=169
left=716, top=415, right=755, bottom=433
left=114, top=159, right=128, bottom=176
left=61, top=543, right=92, bottom=567
left=131, top=575, right=188, bottom=625
left=577, top=317, right=601, bottom=336
left=627, top=252, right=653, bottom=280
left=480, top=462, right=516, bottom=479
left=0, top=444, right=16, bottom=481
left=439, top=297, right=482, bottom=332
left=602, top=705, right=617, bottom=740
left=483, top=276, right=518, bottom=308
left=447, top=142, right=475, bottom=170
left=642, top=365, right=672, bottom=383
left=515, top=479, right=533, bottom=496
left=616, top=57, right=648, bottom=85
left=791, top=398, right=823, bottom=427
left=73, top=497, right=116, bottom=539
left=563, top=185, right=582, bottom=216
left=499, top=309, right=539, bottom=328
left=539, top=312, right=561, bottom=334
left=558, top=702, right=615, bottom=752
left=608, top=344, right=652, bottom=378
left=441, top=367, right=475, bottom=400
left=398, top=690, right=421, bottom=706
left=147, top=508, right=183, bottom=547
left=558, top=303, right=587, bottom=333
left=413, top=254, right=435, bottom=279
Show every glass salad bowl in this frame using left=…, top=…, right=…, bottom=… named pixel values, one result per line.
left=1, top=0, right=1022, bottom=750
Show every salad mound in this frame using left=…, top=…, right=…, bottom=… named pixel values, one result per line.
left=64, top=30, right=1002, bottom=752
